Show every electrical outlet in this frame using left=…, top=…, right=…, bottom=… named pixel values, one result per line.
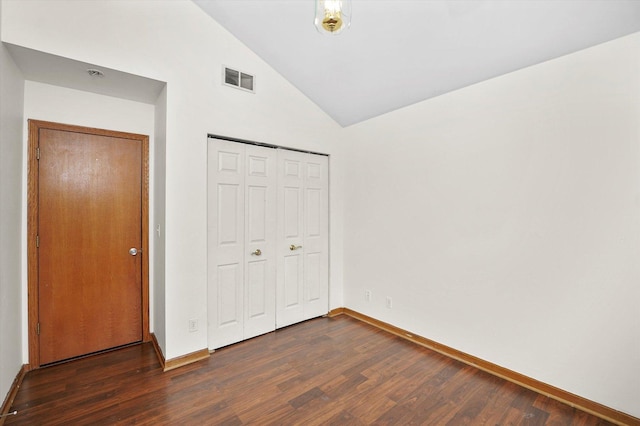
left=386, top=297, right=393, bottom=309
left=365, top=290, right=372, bottom=302
left=188, top=319, right=198, bottom=332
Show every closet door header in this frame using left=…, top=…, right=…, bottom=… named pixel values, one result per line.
left=208, top=135, right=329, bottom=157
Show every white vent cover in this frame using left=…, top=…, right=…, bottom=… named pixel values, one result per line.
left=223, top=66, right=255, bottom=93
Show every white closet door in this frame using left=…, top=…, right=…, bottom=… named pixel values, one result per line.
left=243, top=144, right=277, bottom=340
left=276, top=150, right=306, bottom=327
left=208, top=139, right=276, bottom=349
left=276, top=150, right=329, bottom=328
left=208, top=139, right=245, bottom=348
left=302, top=154, right=329, bottom=320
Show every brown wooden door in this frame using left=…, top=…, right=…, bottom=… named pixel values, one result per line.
left=37, top=126, right=143, bottom=365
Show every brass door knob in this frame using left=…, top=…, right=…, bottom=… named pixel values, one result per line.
left=251, top=249, right=262, bottom=256
left=289, top=244, right=302, bottom=251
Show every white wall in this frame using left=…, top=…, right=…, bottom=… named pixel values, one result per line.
left=0, top=1, right=25, bottom=403
left=1, top=0, right=345, bottom=361
left=153, top=85, right=167, bottom=353
left=343, top=32, right=640, bottom=417
left=21, top=81, right=157, bottom=359
left=22, top=81, right=156, bottom=136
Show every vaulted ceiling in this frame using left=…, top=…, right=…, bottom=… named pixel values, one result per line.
left=193, top=0, right=640, bottom=127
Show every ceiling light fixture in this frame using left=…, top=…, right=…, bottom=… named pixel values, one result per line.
left=314, top=0, right=351, bottom=35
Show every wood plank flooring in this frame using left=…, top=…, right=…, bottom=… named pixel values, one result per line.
left=6, top=315, right=615, bottom=425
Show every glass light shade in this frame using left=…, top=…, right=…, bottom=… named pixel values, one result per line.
left=315, top=0, right=351, bottom=35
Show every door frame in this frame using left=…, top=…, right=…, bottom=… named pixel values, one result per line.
left=27, top=119, right=150, bottom=369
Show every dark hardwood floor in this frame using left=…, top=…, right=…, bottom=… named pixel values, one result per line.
left=7, top=315, right=615, bottom=425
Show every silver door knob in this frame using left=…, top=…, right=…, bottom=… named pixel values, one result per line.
left=289, top=244, right=302, bottom=251
left=129, top=248, right=141, bottom=256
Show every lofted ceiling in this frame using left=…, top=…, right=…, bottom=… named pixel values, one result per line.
left=193, top=0, right=640, bottom=127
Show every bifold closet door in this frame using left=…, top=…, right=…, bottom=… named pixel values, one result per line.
left=276, top=150, right=329, bottom=328
left=207, top=139, right=277, bottom=349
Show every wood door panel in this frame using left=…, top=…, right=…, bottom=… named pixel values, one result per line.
left=38, top=129, right=142, bottom=365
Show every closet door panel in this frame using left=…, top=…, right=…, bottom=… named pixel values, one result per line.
left=303, top=155, right=329, bottom=319
left=304, top=252, right=321, bottom=302
left=283, top=255, right=302, bottom=307
left=284, top=187, right=302, bottom=238
left=208, top=140, right=245, bottom=349
left=277, top=150, right=306, bottom=328
left=244, top=145, right=277, bottom=340
left=276, top=151, right=329, bottom=327
left=217, top=264, right=242, bottom=324
left=218, top=184, right=241, bottom=249
left=247, top=187, right=267, bottom=242
left=216, top=263, right=243, bottom=348
left=246, top=260, right=267, bottom=318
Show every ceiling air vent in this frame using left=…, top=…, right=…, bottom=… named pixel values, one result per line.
left=223, top=66, right=255, bottom=93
